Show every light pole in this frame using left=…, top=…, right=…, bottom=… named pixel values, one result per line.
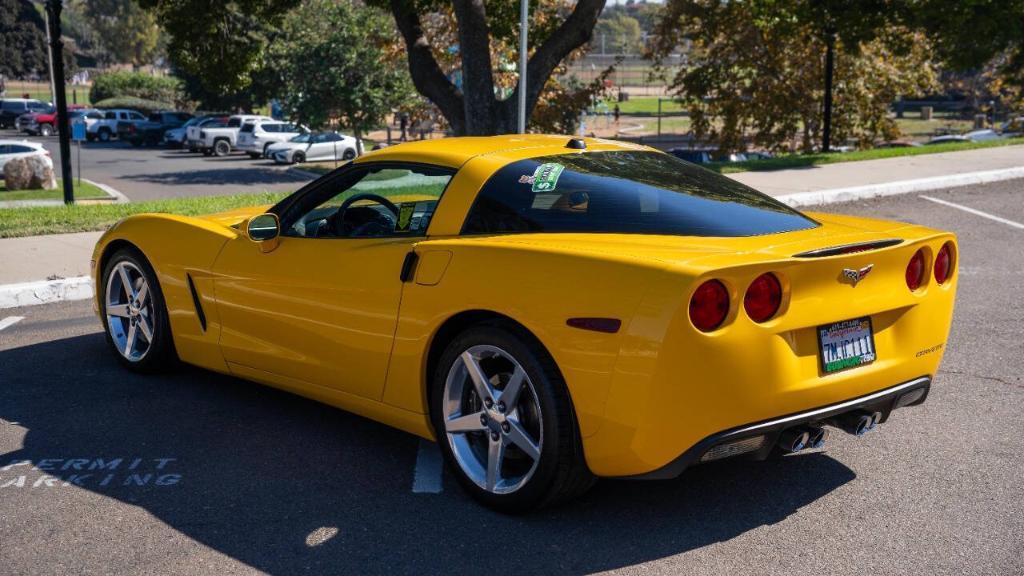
left=45, top=0, right=74, bottom=205
left=517, top=0, right=528, bottom=134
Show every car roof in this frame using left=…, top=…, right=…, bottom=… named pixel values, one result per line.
left=357, top=134, right=650, bottom=169
left=0, top=139, right=45, bottom=148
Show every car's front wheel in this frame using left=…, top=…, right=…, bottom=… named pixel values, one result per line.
left=98, top=128, right=111, bottom=142
left=292, top=151, right=305, bottom=164
left=431, top=323, right=594, bottom=512
left=100, top=248, right=176, bottom=372
left=39, top=123, right=53, bottom=137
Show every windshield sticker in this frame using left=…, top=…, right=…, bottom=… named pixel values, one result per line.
left=531, top=163, right=564, bottom=193
left=396, top=203, right=415, bottom=232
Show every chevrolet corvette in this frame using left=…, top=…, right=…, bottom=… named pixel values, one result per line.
left=91, top=135, right=957, bottom=511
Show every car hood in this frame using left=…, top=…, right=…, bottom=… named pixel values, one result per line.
left=199, top=205, right=274, bottom=228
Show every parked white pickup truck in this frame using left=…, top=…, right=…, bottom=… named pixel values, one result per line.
left=88, top=109, right=146, bottom=142
left=236, top=120, right=306, bottom=158
left=192, top=114, right=274, bottom=156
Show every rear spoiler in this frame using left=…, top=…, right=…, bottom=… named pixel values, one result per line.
left=793, top=239, right=903, bottom=258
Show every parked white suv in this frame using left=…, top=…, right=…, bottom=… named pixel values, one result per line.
left=195, top=114, right=274, bottom=156
left=236, top=120, right=306, bottom=159
left=88, top=109, right=146, bottom=142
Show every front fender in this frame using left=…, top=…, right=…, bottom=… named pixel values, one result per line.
left=92, top=214, right=239, bottom=373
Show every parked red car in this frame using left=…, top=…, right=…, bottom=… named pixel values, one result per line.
left=15, top=104, right=87, bottom=136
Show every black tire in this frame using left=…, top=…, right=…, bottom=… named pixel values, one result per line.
left=248, top=152, right=261, bottom=159
left=262, top=142, right=273, bottom=158
left=130, top=138, right=142, bottom=147
left=293, top=151, right=305, bottom=164
left=430, top=322, right=595, bottom=513
left=98, top=128, right=111, bottom=142
left=39, top=123, right=53, bottom=137
left=202, top=149, right=213, bottom=157
left=342, top=148, right=356, bottom=160
left=99, top=247, right=177, bottom=373
left=213, top=139, right=231, bottom=157
left=86, top=133, right=96, bottom=142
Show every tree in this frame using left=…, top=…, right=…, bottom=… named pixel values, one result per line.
left=654, top=0, right=937, bottom=153
left=595, top=13, right=643, bottom=54
left=137, top=0, right=299, bottom=109
left=79, top=0, right=162, bottom=67
left=374, top=0, right=607, bottom=135
left=913, top=0, right=1024, bottom=86
left=268, top=0, right=415, bottom=149
left=0, top=0, right=49, bottom=79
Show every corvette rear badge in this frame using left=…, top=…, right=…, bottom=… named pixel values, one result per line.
left=841, top=264, right=873, bottom=286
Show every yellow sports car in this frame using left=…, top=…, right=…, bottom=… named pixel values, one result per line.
left=91, top=135, right=957, bottom=511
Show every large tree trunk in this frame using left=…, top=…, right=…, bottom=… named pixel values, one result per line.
left=389, top=0, right=605, bottom=136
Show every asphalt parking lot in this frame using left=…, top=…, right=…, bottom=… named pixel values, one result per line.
left=1, top=180, right=1022, bottom=575
left=0, top=129, right=313, bottom=201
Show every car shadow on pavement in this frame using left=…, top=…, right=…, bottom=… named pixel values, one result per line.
left=0, top=335, right=856, bottom=575
left=120, top=168, right=308, bottom=186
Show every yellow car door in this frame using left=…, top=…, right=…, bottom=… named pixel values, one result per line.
left=212, top=163, right=456, bottom=401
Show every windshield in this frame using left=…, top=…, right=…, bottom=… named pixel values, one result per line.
left=289, top=133, right=312, bottom=143
left=462, top=151, right=818, bottom=237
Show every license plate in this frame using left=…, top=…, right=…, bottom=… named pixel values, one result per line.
left=817, top=317, right=876, bottom=374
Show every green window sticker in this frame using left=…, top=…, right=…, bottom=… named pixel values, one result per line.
left=531, top=163, right=564, bottom=193
left=396, top=203, right=415, bottom=232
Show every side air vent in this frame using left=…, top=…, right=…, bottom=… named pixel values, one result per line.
left=793, top=239, right=903, bottom=258
left=186, top=273, right=208, bottom=331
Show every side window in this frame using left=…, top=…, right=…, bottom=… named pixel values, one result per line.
left=104, top=112, right=117, bottom=119
left=284, top=165, right=454, bottom=239
left=10, top=145, right=33, bottom=153
left=0, top=145, right=10, bottom=154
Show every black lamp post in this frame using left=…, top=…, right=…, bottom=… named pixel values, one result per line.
left=45, top=0, right=74, bottom=205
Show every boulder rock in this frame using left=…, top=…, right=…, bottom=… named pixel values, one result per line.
left=25, top=155, right=57, bottom=190
left=2, top=157, right=32, bottom=190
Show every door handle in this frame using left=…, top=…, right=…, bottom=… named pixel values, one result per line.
left=399, top=252, right=418, bottom=282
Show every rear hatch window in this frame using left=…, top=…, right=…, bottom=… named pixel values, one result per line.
left=463, top=150, right=818, bottom=237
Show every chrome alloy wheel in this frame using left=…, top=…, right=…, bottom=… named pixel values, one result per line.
left=443, top=345, right=543, bottom=494
left=105, top=261, right=154, bottom=362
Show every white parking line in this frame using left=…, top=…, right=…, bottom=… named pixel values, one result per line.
left=919, top=195, right=1024, bottom=230
left=412, top=438, right=443, bottom=494
left=0, top=316, right=25, bottom=331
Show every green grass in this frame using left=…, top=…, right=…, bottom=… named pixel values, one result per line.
left=600, top=97, right=686, bottom=115
left=0, top=191, right=288, bottom=238
left=0, top=179, right=108, bottom=202
left=708, top=137, right=1024, bottom=174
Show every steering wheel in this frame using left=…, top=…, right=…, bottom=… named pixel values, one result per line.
left=328, top=193, right=401, bottom=237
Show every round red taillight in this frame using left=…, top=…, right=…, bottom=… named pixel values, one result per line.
left=934, top=243, right=953, bottom=284
left=689, top=279, right=730, bottom=332
left=906, top=249, right=926, bottom=291
left=744, top=273, right=782, bottom=323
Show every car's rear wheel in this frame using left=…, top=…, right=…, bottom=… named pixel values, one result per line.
left=248, top=152, right=261, bottom=159
left=100, top=248, right=176, bottom=372
left=342, top=148, right=356, bottom=160
left=214, top=139, right=231, bottom=157
left=431, top=323, right=594, bottom=512
left=98, top=128, right=111, bottom=142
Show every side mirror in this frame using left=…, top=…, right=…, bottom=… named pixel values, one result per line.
left=246, top=213, right=281, bottom=252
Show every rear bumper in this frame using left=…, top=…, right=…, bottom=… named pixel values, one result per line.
left=625, top=376, right=930, bottom=479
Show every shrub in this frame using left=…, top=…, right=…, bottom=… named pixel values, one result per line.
left=89, top=71, right=184, bottom=107
left=93, top=96, right=175, bottom=113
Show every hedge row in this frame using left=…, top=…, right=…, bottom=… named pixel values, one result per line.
left=88, top=71, right=184, bottom=108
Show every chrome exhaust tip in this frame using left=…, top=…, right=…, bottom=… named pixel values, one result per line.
left=805, top=426, right=828, bottom=449
left=777, top=428, right=811, bottom=453
left=831, top=411, right=876, bottom=436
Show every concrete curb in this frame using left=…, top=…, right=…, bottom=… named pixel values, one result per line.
left=0, top=276, right=93, bottom=310
left=0, top=178, right=128, bottom=208
left=776, top=166, right=1024, bottom=207
left=84, top=178, right=130, bottom=203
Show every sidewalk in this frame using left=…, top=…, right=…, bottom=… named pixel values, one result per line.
left=0, top=145, right=1021, bottom=303
left=728, top=145, right=1024, bottom=196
